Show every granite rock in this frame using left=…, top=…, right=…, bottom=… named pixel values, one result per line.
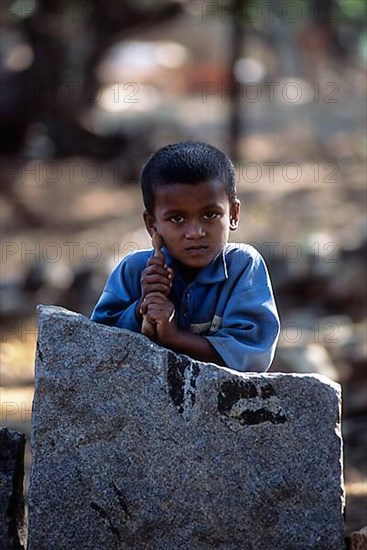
left=0, top=428, right=26, bottom=549
left=28, top=305, right=345, bottom=549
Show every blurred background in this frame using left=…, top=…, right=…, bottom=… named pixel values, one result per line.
left=0, top=0, right=366, bottom=534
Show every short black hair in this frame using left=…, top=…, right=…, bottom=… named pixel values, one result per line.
left=140, top=141, right=237, bottom=214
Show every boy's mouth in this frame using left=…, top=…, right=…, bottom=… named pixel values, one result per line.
left=184, top=245, right=210, bottom=254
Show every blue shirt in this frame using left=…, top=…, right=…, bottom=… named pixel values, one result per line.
left=90, top=243, right=280, bottom=372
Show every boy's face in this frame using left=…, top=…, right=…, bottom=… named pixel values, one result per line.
left=143, top=179, right=240, bottom=269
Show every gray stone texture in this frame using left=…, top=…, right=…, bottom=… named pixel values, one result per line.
left=28, top=305, right=345, bottom=549
left=0, top=428, right=26, bottom=549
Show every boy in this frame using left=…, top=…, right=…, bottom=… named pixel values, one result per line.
left=91, top=142, right=280, bottom=372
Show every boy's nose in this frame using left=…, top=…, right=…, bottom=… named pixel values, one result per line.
left=185, top=222, right=206, bottom=239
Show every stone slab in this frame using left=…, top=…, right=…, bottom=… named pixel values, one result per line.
left=27, top=305, right=345, bottom=549
left=0, top=427, right=26, bottom=549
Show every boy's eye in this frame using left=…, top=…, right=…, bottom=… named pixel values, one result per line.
left=203, top=211, right=219, bottom=219
left=169, top=214, right=184, bottom=223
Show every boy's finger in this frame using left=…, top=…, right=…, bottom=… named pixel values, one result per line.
left=146, top=282, right=171, bottom=295
left=147, top=257, right=166, bottom=267
left=143, top=271, right=170, bottom=281
left=146, top=308, right=165, bottom=320
left=144, top=283, right=171, bottom=295
left=143, top=273, right=171, bottom=285
left=147, top=261, right=171, bottom=272
left=144, top=272, right=170, bottom=283
left=143, top=291, right=168, bottom=303
left=146, top=259, right=173, bottom=278
left=144, top=274, right=172, bottom=288
left=144, top=266, right=171, bottom=278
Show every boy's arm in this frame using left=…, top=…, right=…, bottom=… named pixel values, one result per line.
left=205, top=284, right=280, bottom=372
left=91, top=252, right=172, bottom=331
left=143, top=251, right=280, bottom=372
left=141, top=292, right=226, bottom=366
left=204, top=249, right=280, bottom=372
left=91, top=254, right=145, bottom=331
left=162, top=329, right=226, bottom=366
left=91, top=287, right=142, bottom=332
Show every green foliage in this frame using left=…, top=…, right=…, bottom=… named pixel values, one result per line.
left=337, top=0, right=367, bottom=20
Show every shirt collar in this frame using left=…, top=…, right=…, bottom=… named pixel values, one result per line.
left=160, top=246, right=228, bottom=285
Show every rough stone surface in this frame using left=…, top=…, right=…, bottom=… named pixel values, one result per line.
left=0, top=428, right=26, bottom=549
left=28, top=305, right=345, bottom=549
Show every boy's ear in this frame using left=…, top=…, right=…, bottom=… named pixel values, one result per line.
left=229, top=199, right=241, bottom=231
left=143, top=210, right=157, bottom=237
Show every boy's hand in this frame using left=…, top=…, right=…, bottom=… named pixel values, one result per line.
left=140, top=291, right=225, bottom=366
left=141, top=292, right=177, bottom=344
left=140, top=257, right=173, bottom=298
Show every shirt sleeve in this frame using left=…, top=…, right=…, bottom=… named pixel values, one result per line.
left=90, top=255, right=143, bottom=332
left=205, top=255, right=280, bottom=373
